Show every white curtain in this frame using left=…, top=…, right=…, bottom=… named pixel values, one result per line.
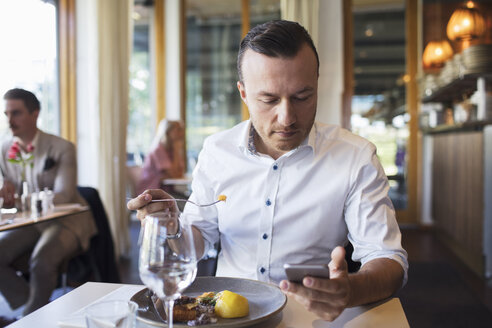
left=97, top=0, right=133, bottom=257
left=280, top=0, right=319, bottom=47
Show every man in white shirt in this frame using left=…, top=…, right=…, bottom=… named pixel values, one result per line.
left=128, top=20, right=407, bottom=321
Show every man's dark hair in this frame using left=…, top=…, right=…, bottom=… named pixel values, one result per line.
left=237, top=20, right=319, bottom=82
left=3, top=88, right=40, bottom=113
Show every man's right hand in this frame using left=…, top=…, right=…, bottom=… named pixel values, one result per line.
left=0, top=180, right=16, bottom=208
left=127, top=189, right=178, bottom=221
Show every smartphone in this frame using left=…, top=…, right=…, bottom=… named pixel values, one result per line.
left=283, top=263, right=330, bottom=283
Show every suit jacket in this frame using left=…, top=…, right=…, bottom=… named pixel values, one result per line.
left=0, top=130, right=97, bottom=250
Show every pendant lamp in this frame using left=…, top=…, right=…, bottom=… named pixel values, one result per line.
left=447, top=1, right=486, bottom=42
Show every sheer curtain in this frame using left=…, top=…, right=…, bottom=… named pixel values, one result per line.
left=280, top=0, right=319, bottom=46
left=97, top=0, right=133, bottom=257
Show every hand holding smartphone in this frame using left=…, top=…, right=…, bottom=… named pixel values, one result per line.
left=283, top=263, right=330, bottom=283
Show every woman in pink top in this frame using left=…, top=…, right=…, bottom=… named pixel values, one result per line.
left=136, top=120, right=185, bottom=195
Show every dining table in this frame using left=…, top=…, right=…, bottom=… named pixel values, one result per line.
left=0, top=203, right=90, bottom=232
left=10, top=282, right=410, bottom=328
left=161, top=177, right=192, bottom=197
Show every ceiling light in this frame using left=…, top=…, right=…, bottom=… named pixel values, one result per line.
left=447, top=2, right=486, bottom=42
left=422, top=40, right=454, bottom=69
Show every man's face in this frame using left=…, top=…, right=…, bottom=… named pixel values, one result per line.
left=4, top=99, right=38, bottom=139
left=237, top=44, right=318, bottom=159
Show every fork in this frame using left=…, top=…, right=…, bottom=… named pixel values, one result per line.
left=148, top=198, right=224, bottom=207
left=128, top=195, right=226, bottom=208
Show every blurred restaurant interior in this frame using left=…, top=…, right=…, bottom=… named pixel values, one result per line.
left=0, top=0, right=492, bottom=326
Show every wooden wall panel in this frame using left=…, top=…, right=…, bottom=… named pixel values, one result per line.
left=432, top=132, right=484, bottom=275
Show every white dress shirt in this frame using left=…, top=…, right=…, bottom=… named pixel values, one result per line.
left=182, top=120, right=408, bottom=285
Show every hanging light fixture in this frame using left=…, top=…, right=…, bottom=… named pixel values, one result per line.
left=422, top=40, right=454, bottom=69
left=447, top=1, right=486, bottom=42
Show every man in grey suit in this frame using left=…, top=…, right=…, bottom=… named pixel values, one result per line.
left=0, top=88, right=97, bottom=316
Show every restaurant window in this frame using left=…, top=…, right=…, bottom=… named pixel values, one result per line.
left=185, top=0, right=280, bottom=169
left=127, top=1, right=154, bottom=165
left=351, top=2, right=408, bottom=210
left=0, top=0, right=59, bottom=138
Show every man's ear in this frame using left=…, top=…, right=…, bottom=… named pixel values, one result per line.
left=33, top=109, right=40, bottom=120
left=237, top=81, right=247, bottom=105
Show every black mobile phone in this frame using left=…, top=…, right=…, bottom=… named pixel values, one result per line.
left=283, top=263, right=330, bottom=283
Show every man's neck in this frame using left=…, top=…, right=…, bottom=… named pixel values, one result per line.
left=15, top=129, right=38, bottom=149
left=253, top=132, right=284, bottom=160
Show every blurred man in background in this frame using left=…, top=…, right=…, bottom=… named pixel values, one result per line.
left=0, top=88, right=96, bottom=317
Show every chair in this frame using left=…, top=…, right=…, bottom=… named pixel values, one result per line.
left=345, top=242, right=361, bottom=273
left=64, top=187, right=121, bottom=286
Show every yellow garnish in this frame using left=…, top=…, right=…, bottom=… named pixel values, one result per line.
left=218, top=195, right=227, bottom=202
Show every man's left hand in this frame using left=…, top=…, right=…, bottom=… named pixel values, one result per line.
left=279, top=246, right=351, bottom=322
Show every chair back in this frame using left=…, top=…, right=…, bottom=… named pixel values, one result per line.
left=68, top=186, right=121, bottom=283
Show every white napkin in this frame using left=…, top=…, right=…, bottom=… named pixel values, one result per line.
left=57, top=285, right=145, bottom=328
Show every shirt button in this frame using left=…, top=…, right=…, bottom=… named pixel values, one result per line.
left=273, top=164, right=278, bottom=170
left=262, top=233, right=268, bottom=240
left=260, top=267, right=266, bottom=274
left=265, top=199, right=271, bottom=206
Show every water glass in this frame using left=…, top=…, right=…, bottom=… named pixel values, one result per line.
left=85, top=300, right=137, bottom=328
left=139, top=210, right=197, bottom=328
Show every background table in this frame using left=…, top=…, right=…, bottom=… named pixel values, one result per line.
left=11, top=282, right=409, bottom=328
left=0, top=204, right=89, bottom=232
left=161, top=177, right=192, bottom=198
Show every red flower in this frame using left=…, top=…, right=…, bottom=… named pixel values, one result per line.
left=10, top=142, right=20, bottom=154
left=7, top=141, right=35, bottom=182
left=8, top=150, right=18, bottom=160
left=8, top=142, right=20, bottom=160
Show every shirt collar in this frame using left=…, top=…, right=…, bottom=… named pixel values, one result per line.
left=13, top=129, right=39, bottom=153
left=238, top=121, right=316, bottom=157
left=305, top=123, right=317, bottom=152
left=247, top=123, right=258, bottom=155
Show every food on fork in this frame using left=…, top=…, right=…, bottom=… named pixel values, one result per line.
left=217, top=195, right=227, bottom=202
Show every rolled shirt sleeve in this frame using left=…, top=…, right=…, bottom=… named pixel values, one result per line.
left=344, top=143, right=408, bottom=286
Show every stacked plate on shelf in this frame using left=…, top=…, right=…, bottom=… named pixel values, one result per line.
left=439, top=59, right=459, bottom=85
left=462, top=44, right=492, bottom=75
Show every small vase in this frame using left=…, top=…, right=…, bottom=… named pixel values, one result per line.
left=20, top=180, right=30, bottom=212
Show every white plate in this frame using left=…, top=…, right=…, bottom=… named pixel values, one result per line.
left=131, top=276, right=287, bottom=327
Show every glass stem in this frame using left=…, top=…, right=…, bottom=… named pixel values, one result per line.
left=165, top=298, right=174, bottom=328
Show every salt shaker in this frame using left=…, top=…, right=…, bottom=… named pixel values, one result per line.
left=42, top=188, right=54, bottom=214
left=31, top=192, right=42, bottom=217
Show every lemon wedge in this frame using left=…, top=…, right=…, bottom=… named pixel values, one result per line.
left=214, top=290, right=249, bottom=318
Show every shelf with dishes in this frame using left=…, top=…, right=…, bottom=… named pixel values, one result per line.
left=419, top=45, right=492, bottom=131
left=421, top=44, right=492, bottom=103
left=421, top=73, right=491, bottom=104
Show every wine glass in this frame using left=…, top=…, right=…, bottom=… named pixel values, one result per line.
left=138, top=209, right=197, bottom=328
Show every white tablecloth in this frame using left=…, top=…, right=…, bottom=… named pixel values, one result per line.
left=10, top=282, right=409, bottom=328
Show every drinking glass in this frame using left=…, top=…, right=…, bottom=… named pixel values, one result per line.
left=138, top=209, right=197, bottom=328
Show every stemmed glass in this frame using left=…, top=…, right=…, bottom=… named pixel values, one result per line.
left=138, top=208, right=197, bottom=328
